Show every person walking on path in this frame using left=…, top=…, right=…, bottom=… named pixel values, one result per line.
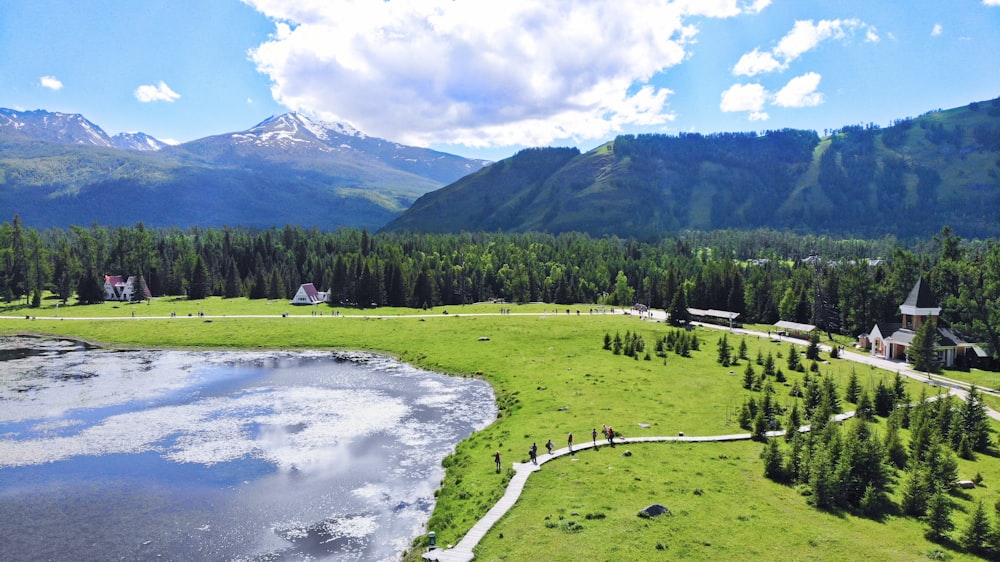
left=607, top=426, right=614, bottom=446
left=567, top=432, right=574, bottom=452
left=545, top=439, right=554, bottom=455
left=529, top=444, right=538, bottom=465
left=494, top=451, right=502, bottom=473
left=592, top=427, right=598, bottom=448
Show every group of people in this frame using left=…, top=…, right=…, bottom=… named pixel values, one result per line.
left=493, top=425, right=618, bottom=473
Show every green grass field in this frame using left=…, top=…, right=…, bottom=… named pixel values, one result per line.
left=2, top=297, right=999, bottom=561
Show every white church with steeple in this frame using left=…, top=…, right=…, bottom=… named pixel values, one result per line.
left=859, top=278, right=975, bottom=368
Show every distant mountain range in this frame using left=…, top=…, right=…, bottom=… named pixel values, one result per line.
left=4, top=98, right=1000, bottom=239
left=0, top=108, right=489, bottom=230
left=385, top=97, right=1000, bottom=239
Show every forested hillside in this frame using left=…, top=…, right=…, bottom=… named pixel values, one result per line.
left=2, top=218, right=997, bottom=362
left=385, top=97, right=1000, bottom=239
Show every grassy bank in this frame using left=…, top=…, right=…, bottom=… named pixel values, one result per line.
left=2, top=298, right=999, bottom=561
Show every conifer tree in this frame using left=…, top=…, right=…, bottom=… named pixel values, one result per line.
left=961, top=501, right=991, bottom=554
left=844, top=369, right=861, bottom=404
left=925, top=489, right=954, bottom=541
left=667, top=290, right=690, bottom=326
left=762, top=438, right=784, bottom=479
left=910, top=317, right=941, bottom=373
left=787, top=344, right=802, bottom=372
left=717, top=335, right=731, bottom=366
left=856, top=387, right=874, bottom=421
left=961, top=386, right=992, bottom=453
left=874, top=380, right=896, bottom=417
left=786, top=403, right=802, bottom=441
left=763, top=353, right=776, bottom=378
left=806, top=330, right=821, bottom=361
left=884, top=416, right=908, bottom=469
left=743, top=362, right=756, bottom=390
left=901, top=467, right=930, bottom=516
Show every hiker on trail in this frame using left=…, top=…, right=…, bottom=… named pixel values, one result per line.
left=529, top=444, right=537, bottom=465
left=568, top=432, right=574, bottom=452
left=592, top=428, right=598, bottom=447
left=607, top=426, right=614, bottom=445
left=545, top=439, right=554, bottom=455
left=494, top=451, right=502, bottom=473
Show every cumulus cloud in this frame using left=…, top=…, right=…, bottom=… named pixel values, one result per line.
left=720, top=83, right=768, bottom=113
left=721, top=72, right=824, bottom=119
left=732, top=48, right=783, bottom=76
left=39, top=75, right=63, bottom=91
left=931, top=23, right=943, bottom=37
left=773, top=72, right=825, bottom=107
left=733, top=18, right=872, bottom=76
left=244, top=0, right=764, bottom=148
left=986, top=0, right=1000, bottom=6
left=134, top=81, right=180, bottom=103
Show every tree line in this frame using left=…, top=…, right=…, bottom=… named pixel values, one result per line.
left=0, top=216, right=997, bottom=360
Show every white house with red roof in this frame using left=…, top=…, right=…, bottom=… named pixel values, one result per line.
left=290, top=283, right=327, bottom=305
left=103, top=275, right=151, bottom=302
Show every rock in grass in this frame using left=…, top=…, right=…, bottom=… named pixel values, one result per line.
left=638, top=504, right=670, bottom=518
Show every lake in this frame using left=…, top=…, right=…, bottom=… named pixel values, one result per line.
left=0, top=336, right=496, bottom=561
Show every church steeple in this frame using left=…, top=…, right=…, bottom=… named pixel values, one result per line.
left=899, top=278, right=940, bottom=330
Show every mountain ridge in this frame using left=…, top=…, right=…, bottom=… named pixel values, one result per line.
left=384, top=97, right=1000, bottom=239
left=0, top=108, right=490, bottom=230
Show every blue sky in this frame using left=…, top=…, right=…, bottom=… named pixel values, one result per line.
left=2, top=0, right=999, bottom=161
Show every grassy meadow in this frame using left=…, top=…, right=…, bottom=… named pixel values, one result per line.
left=3, top=296, right=1000, bottom=561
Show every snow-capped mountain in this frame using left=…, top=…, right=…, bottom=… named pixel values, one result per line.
left=236, top=113, right=365, bottom=149
left=179, top=112, right=489, bottom=184
left=0, top=108, right=114, bottom=147
left=0, top=108, right=168, bottom=151
left=0, top=107, right=490, bottom=231
left=111, top=131, right=172, bottom=152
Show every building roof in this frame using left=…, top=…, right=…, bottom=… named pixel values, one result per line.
left=774, top=320, right=817, bottom=333
left=687, top=308, right=740, bottom=320
left=888, top=329, right=916, bottom=346
left=901, top=278, right=938, bottom=309
left=299, top=283, right=319, bottom=299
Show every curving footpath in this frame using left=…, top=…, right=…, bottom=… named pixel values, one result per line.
left=422, top=313, right=1000, bottom=562
left=421, top=414, right=857, bottom=562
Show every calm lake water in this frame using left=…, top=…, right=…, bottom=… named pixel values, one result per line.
left=0, top=336, right=496, bottom=561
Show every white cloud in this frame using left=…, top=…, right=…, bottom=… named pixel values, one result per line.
left=931, top=23, right=943, bottom=37
left=134, top=81, right=180, bottom=103
left=720, top=72, right=824, bottom=119
left=985, top=0, right=1000, bottom=6
left=773, top=72, right=825, bottom=107
left=733, top=18, right=871, bottom=76
left=39, top=75, right=63, bottom=91
left=244, top=0, right=757, bottom=148
left=733, top=48, right=783, bottom=76
left=720, top=83, right=768, bottom=112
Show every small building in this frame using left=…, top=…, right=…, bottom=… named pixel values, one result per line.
left=103, top=275, right=151, bottom=301
left=859, top=278, right=976, bottom=368
left=687, top=308, right=741, bottom=328
left=774, top=320, right=817, bottom=340
left=290, top=283, right=327, bottom=305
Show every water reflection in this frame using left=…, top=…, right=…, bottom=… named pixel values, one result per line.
left=0, top=336, right=495, bottom=561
